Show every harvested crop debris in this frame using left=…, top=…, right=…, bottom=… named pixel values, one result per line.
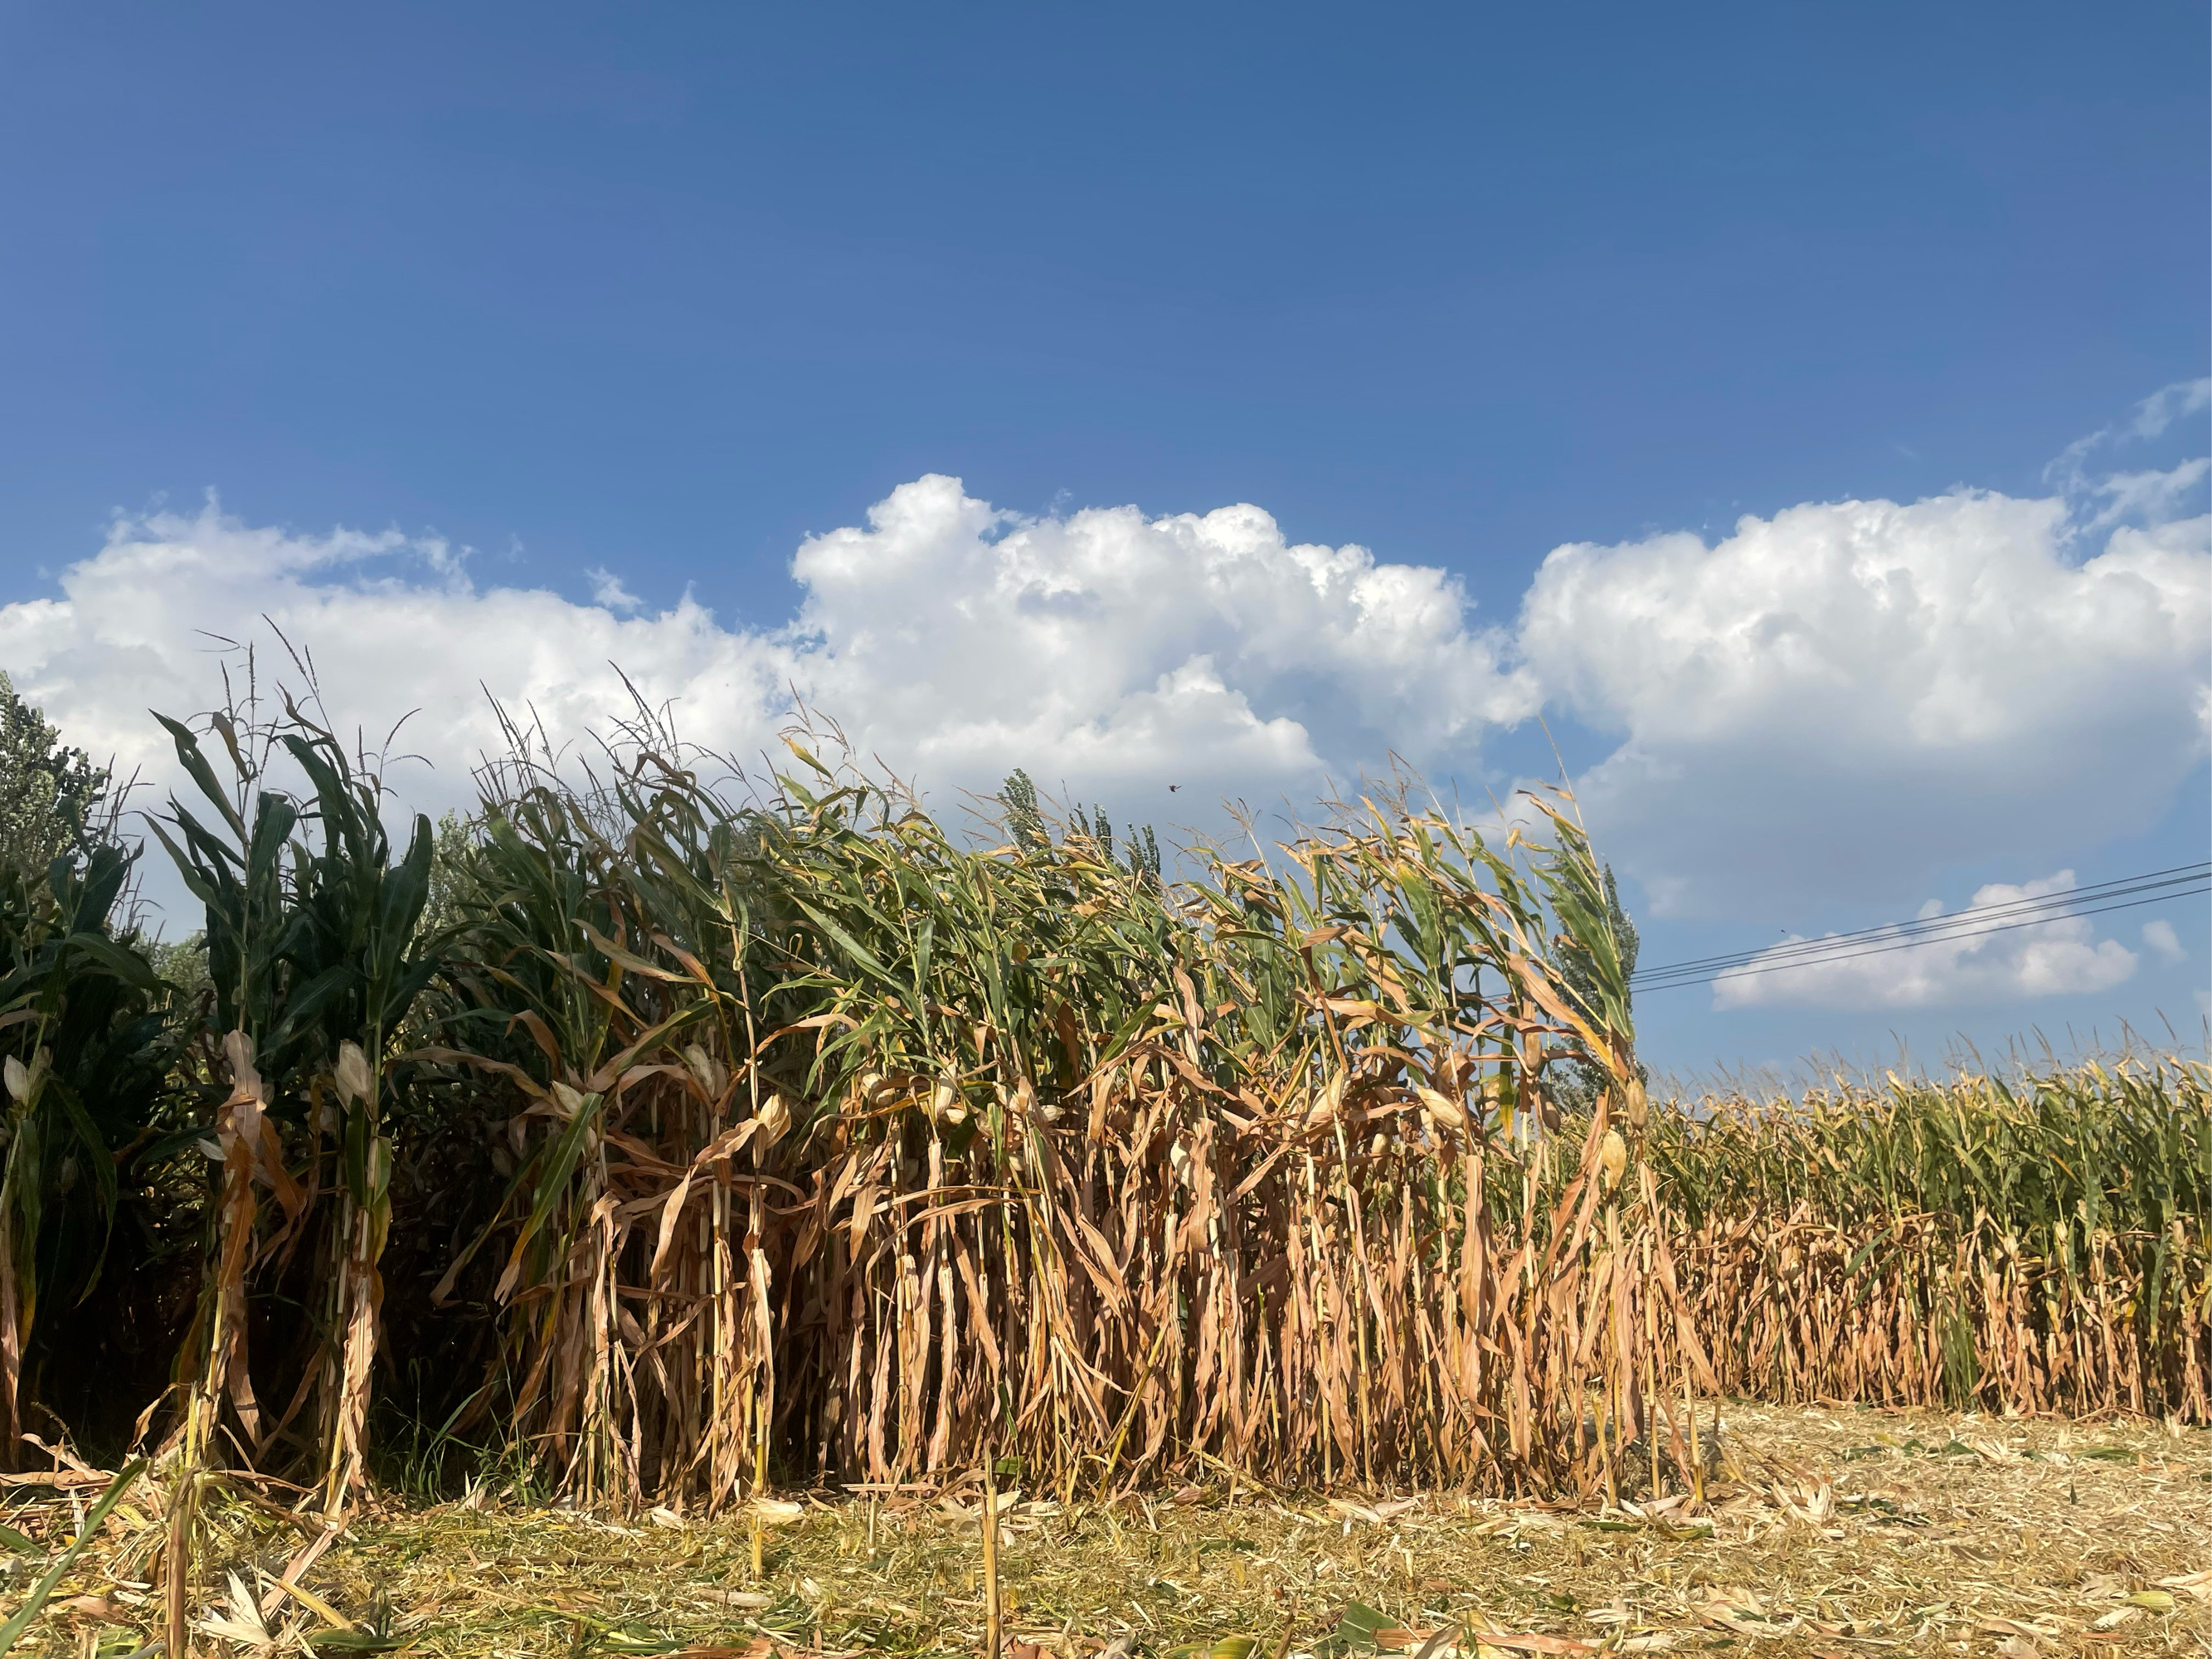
left=2, top=1403, right=2203, bottom=1656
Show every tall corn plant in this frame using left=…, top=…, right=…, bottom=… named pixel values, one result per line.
left=417, top=737, right=726, bottom=1507
left=148, top=680, right=437, bottom=1644
left=0, top=845, right=173, bottom=1467
left=274, top=717, right=437, bottom=1505
left=433, top=735, right=1685, bottom=1507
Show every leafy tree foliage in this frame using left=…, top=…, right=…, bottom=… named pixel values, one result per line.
left=0, top=672, right=115, bottom=893
left=1552, top=862, right=1645, bottom=1108
left=999, top=770, right=1163, bottom=888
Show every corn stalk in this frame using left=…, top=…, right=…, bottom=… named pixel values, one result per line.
left=430, top=735, right=1689, bottom=1506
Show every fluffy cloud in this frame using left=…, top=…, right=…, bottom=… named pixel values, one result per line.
left=1711, top=872, right=2140, bottom=1011
left=0, top=404, right=2205, bottom=956
left=0, top=478, right=1533, bottom=842
left=780, top=478, right=1533, bottom=796
left=0, top=511, right=793, bottom=834
left=1517, top=495, right=2210, bottom=914
left=586, top=566, right=644, bottom=612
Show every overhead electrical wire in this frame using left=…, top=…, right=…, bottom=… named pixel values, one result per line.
left=1633, top=864, right=2210, bottom=980
left=1630, top=861, right=2212, bottom=994
left=1634, top=870, right=2210, bottom=990
left=1636, top=888, right=2210, bottom=993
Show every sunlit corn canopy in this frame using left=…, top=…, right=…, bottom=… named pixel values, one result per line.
left=407, top=703, right=1659, bottom=1509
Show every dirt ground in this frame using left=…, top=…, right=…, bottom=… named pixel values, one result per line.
left=4, top=1401, right=2206, bottom=1657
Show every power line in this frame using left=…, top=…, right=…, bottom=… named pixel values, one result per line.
left=1627, top=889, right=2212, bottom=995
left=1640, top=888, right=2206, bottom=992
left=1632, top=864, right=2208, bottom=981
left=1632, top=862, right=2210, bottom=984
left=1632, top=868, right=2211, bottom=994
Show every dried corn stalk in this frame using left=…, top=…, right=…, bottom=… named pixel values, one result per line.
left=437, top=737, right=1698, bottom=1508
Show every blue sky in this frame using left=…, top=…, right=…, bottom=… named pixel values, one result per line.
left=2, top=2, right=2206, bottom=1074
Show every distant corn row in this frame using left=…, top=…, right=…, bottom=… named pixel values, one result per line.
left=1647, top=1060, right=2210, bottom=1420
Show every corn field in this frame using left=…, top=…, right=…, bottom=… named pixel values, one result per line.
left=0, top=682, right=2205, bottom=1645
left=1648, top=1059, right=2210, bottom=1421
left=403, top=722, right=1676, bottom=1511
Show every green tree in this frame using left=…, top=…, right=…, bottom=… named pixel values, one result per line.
left=0, top=673, right=114, bottom=890
left=1551, top=862, right=1645, bottom=1109
left=999, top=771, right=1163, bottom=888
left=999, top=768, right=1049, bottom=852
left=417, top=809, right=484, bottom=943
left=1559, top=863, right=1639, bottom=1009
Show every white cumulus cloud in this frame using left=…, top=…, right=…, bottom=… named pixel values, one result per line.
left=778, top=476, right=1534, bottom=796
left=0, top=392, right=2205, bottom=961
left=586, top=565, right=644, bottom=612
left=0, top=479, right=1533, bottom=843
left=0, top=506, right=795, bottom=838
left=1515, top=494, right=2210, bottom=915
left=1711, top=872, right=2140, bottom=1011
